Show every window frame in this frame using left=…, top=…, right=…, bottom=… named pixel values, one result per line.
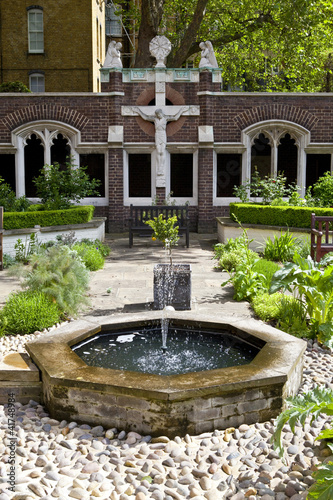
left=105, top=4, right=122, bottom=37
left=123, top=148, right=156, bottom=205
left=166, top=149, right=198, bottom=206
left=28, top=8, right=44, bottom=54
left=29, top=72, right=45, bottom=92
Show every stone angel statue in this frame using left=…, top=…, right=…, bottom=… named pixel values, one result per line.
left=103, top=40, right=122, bottom=69
left=199, top=41, right=218, bottom=68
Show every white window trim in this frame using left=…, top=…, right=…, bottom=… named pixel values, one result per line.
left=166, top=148, right=198, bottom=206
left=123, top=147, right=156, bottom=206
left=28, top=8, right=44, bottom=54
left=12, top=121, right=108, bottom=206
left=213, top=147, right=246, bottom=206
left=105, top=3, right=122, bottom=36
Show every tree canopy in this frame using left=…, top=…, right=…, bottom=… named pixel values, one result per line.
left=114, top=0, right=333, bottom=91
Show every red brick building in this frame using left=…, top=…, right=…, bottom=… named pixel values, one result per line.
left=0, top=67, right=333, bottom=232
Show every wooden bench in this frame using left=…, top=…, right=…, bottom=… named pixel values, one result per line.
left=129, top=204, right=190, bottom=248
left=310, top=213, right=333, bottom=262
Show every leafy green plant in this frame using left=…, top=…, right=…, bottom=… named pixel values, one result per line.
left=79, top=238, right=110, bottom=258
left=262, top=230, right=299, bottom=262
left=0, top=291, right=60, bottom=335
left=270, top=255, right=333, bottom=348
left=72, top=243, right=105, bottom=271
left=14, top=234, right=40, bottom=264
left=0, top=177, right=31, bottom=212
left=233, top=168, right=298, bottom=205
left=145, top=214, right=179, bottom=265
left=251, top=292, right=285, bottom=322
left=33, top=159, right=101, bottom=210
left=0, top=81, right=31, bottom=93
left=213, top=230, right=257, bottom=272
left=310, top=171, right=333, bottom=207
left=13, top=245, right=90, bottom=317
left=2, top=254, right=15, bottom=269
left=252, top=259, right=280, bottom=289
left=272, top=386, right=333, bottom=500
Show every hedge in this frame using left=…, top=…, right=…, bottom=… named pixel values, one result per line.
left=3, top=206, right=95, bottom=230
left=229, top=204, right=333, bottom=228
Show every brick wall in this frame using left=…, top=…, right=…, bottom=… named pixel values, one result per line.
left=1, top=69, right=333, bottom=232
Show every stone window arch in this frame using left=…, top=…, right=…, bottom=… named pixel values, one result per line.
left=242, top=120, right=310, bottom=197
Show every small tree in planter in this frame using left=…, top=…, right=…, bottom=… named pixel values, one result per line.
left=145, top=214, right=191, bottom=310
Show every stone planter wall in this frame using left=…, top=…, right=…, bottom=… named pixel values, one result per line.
left=217, top=217, right=310, bottom=252
left=2, top=217, right=106, bottom=258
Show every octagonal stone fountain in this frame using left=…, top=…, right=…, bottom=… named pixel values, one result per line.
left=26, top=311, right=306, bottom=437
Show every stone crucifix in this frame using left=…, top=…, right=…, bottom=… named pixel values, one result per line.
left=122, top=105, right=200, bottom=186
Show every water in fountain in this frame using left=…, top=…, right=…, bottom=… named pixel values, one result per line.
left=72, top=322, right=260, bottom=376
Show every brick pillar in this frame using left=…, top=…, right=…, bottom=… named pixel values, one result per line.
left=155, top=187, right=166, bottom=204
left=101, top=69, right=123, bottom=93
left=198, top=148, right=215, bottom=233
left=108, top=149, right=125, bottom=232
left=197, top=70, right=217, bottom=233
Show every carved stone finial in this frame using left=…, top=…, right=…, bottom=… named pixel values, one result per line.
left=103, top=40, right=123, bottom=68
left=149, top=36, right=172, bottom=68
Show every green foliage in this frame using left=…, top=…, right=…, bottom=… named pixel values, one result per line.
left=251, top=259, right=280, bottom=288
left=270, top=255, right=333, bottom=348
left=15, top=245, right=90, bottom=317
left=0, top=81, right=31, bottom=93
left=251, top=292, right=284, bottom=322
left=72, top=243, right=105, bottom=271
left=3, top=206, right=95, bottom=230
left=2, top=254, right=15, bottom=269
left=79, top=238, right=110, bottom=258
left=0, top=177, right=31, bottom=212
left=310, top=172, right=333, bottom=207
left=233, top=168, right=298, bottom=205
left=272, top=386, right=333, bottom=500
left=262, top=230, right=300, bottom=263
left=33, top=159, right=101, bottom=210
left=0, top=291, right=60, bottom=335
left=230, top=203, right=333, bottom=228
left=213, top=233, right=257, bottom=272
left=145, top=214, right=179, bottom=264
left=14, top=234, right=40, bottom=264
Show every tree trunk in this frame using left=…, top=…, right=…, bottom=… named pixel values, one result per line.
left=134, top=0, right=166, bottom=68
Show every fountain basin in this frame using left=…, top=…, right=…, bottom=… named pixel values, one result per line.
left=26, top=312, right=306, bottom=437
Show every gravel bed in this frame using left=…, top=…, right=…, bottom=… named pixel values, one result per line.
left=0, top=331, right=332, bottom=500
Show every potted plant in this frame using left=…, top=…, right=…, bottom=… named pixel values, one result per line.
left=145, top=214, right=191, bottom=310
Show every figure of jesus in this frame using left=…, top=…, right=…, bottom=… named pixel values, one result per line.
left=132, top=106, right=188, bottom=178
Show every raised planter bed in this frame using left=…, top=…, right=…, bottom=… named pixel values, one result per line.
left=2, top=217, right=106, bottom=258
left=217, top=217, right=310, bottom=252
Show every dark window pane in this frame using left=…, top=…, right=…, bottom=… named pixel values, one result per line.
left=51, top=133, right=70, bottom=169
left=217, top=154, right=242, bottom=197
left=251, top=133, right=271, bottom=178
left=278, top=133, right=298, bottom=186
left=24, top=134, right=44, bottom=196
left=80, top=154, right=105, bottom=197
left=0, top=155, right=16, bottom=191
left=170, top=154, right=193, bottom=197
left=306, top=154, right=331, bottom=189
left=129, top=154, right=151, bottom=197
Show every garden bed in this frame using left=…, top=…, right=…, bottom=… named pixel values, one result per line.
left=217, top=217, right=309, bottom=252
left=2, top=217, right=106, bottom=257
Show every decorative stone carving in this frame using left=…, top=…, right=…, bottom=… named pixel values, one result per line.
left=199, top=41, right=218, bottom=68
left=149, top=36, right=172, bottom=68
left=103, top=41, right=122, bottom=68
left=131, top=106, right=189, bottom=182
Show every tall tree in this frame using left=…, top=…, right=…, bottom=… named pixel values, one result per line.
left=113, top=0, right=333, bottom=91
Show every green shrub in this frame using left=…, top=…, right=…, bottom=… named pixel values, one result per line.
left=251, top=259, right=280, bottom=288
left=310, top=171, right=333, bottom=207
left=0, top=81, right=31, bottom=93
left=3, top=206, right=94, bottom=230
left=229, top=203, right=333, bottom=228
left=262, top=230, right=299, bottom=262
left=72, top=243, right=105, bottom=271
left=218, top=248, right=256, bottom=272
left=80, top=238, right=110, bottom=257
left=0, top=291, right=60, bottom=335
left=15, top=245, right=90, bottom=317
left=251, top=292, right=284, bottom=321
left=2, top=254, right=15, bottom=269
left=0, top=177, right=31, bottom=212
left=33, top=159, right=101, bottom=210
